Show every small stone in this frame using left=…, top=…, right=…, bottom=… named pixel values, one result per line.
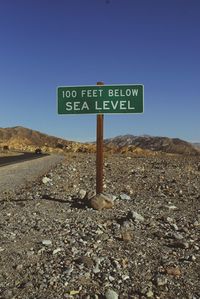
left=79, top=189, right=87, bottom=200
left=16, top=264, right=23, bottom=271
left=121, top=230, right=133, bottom=241
left=191, top=255, right=196, bottom=261
left=172, top=232, right=184, bottom=240
left=194, top=221, right=199, bottom=227
left=172, top=223, right=179, bottom=231
left=122, top=275, right=129, bottom=280
left=42, top=239, right=52, bottom=246
left=53, top=248, right=62, bottom=255
left=120, top=193, right=131, bottom=200
left=166, top=217, right=174, bottom=224
left=37, top=248, right=45, bottom=255
left=90, top=193, right=114, bottom=210
left=168, top=205, right=178, bottom=210
left=65, top=266, right=73, bottom=276
left=93, top=265, right=100, bottom=273
left=105, top=289, right=119, bottom=299
left=146, top=290, right=154, bottom=298
left=42, top=176, right=51, bottom=184
left=128, top=211, right=144, bottom=222
left=156, top=275, right=168, bottom=286
left=77, top=256, right=94, bottom=268
left=69, top=290, right=79, bottom=295
left=188, top=255, right=196, bottom=261
left=166, top=266, right=181, bottom=277
left=109, top=275, right=115, bottom=282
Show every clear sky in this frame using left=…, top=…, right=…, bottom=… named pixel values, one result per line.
left=0, top=0, right=199, bottom=142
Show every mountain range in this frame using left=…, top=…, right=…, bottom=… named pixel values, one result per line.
left=0, top=126, right=199, bottom=156
left=104, top=134, right=200, bottom=156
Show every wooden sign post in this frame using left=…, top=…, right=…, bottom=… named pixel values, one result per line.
left=96, top=81, right=104, bottom=194
left=57, top=83, right=144, bottom=196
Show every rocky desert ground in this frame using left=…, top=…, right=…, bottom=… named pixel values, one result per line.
left=0, top=152, right=200, bottom=299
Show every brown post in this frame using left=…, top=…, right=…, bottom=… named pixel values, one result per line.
left=96, top=81, right=104, bottom=194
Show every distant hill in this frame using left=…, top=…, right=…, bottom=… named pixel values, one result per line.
left=104, top=134, right=199, bottom=156
left=0, top=126, right=95, bottom=153
left=0, top=127, right=199, bottom=156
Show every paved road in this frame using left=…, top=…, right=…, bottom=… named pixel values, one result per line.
left=0, top=152, right=49, bottom=167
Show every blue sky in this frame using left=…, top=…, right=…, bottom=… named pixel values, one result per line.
left=0, top=0, right=199, bottom=142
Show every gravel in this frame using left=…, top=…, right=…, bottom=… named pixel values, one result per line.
left=0, top=152, right=200, bottom=298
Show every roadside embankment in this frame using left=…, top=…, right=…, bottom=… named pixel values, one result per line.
left=0, top=154, right=64, bottom=197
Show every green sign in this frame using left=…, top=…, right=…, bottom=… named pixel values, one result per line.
left=57, top=84, right=144, bottom=114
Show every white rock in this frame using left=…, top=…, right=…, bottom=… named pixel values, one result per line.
left=93, top=265, right=100, bottom=273
left=42, top=176, right=51, bottom=184
left=122, top=275, right=129, bottom=281
left=156, top=276, right=168, bottom=286
left=131, top=211, right=144, bottom=222
left=120, top=193, right=131, bottom=200
left=146, top=290, right=154, bottom=298
left=108, top=275, right=115, bottom=282
left=79, top=189, right=87, bottom=199
left=190, top=255, right=196, bottom=261
left=64, top=281, right=68, bottom=287
left=173, top=232, right=184, bottom=240
left=42, top=239, right=52, bottom=246
left=105, top=289, right=119, bottom=299
left=165, top=205, right=178, bottom=210
left=53, top=248, right=62, bottom=255
left=166, top=217, right=174, bottom=224
left=194, top=221, right=200, bottom=227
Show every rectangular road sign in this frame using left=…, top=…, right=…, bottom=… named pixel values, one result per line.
left=57, top=84, right=144, bottom=114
